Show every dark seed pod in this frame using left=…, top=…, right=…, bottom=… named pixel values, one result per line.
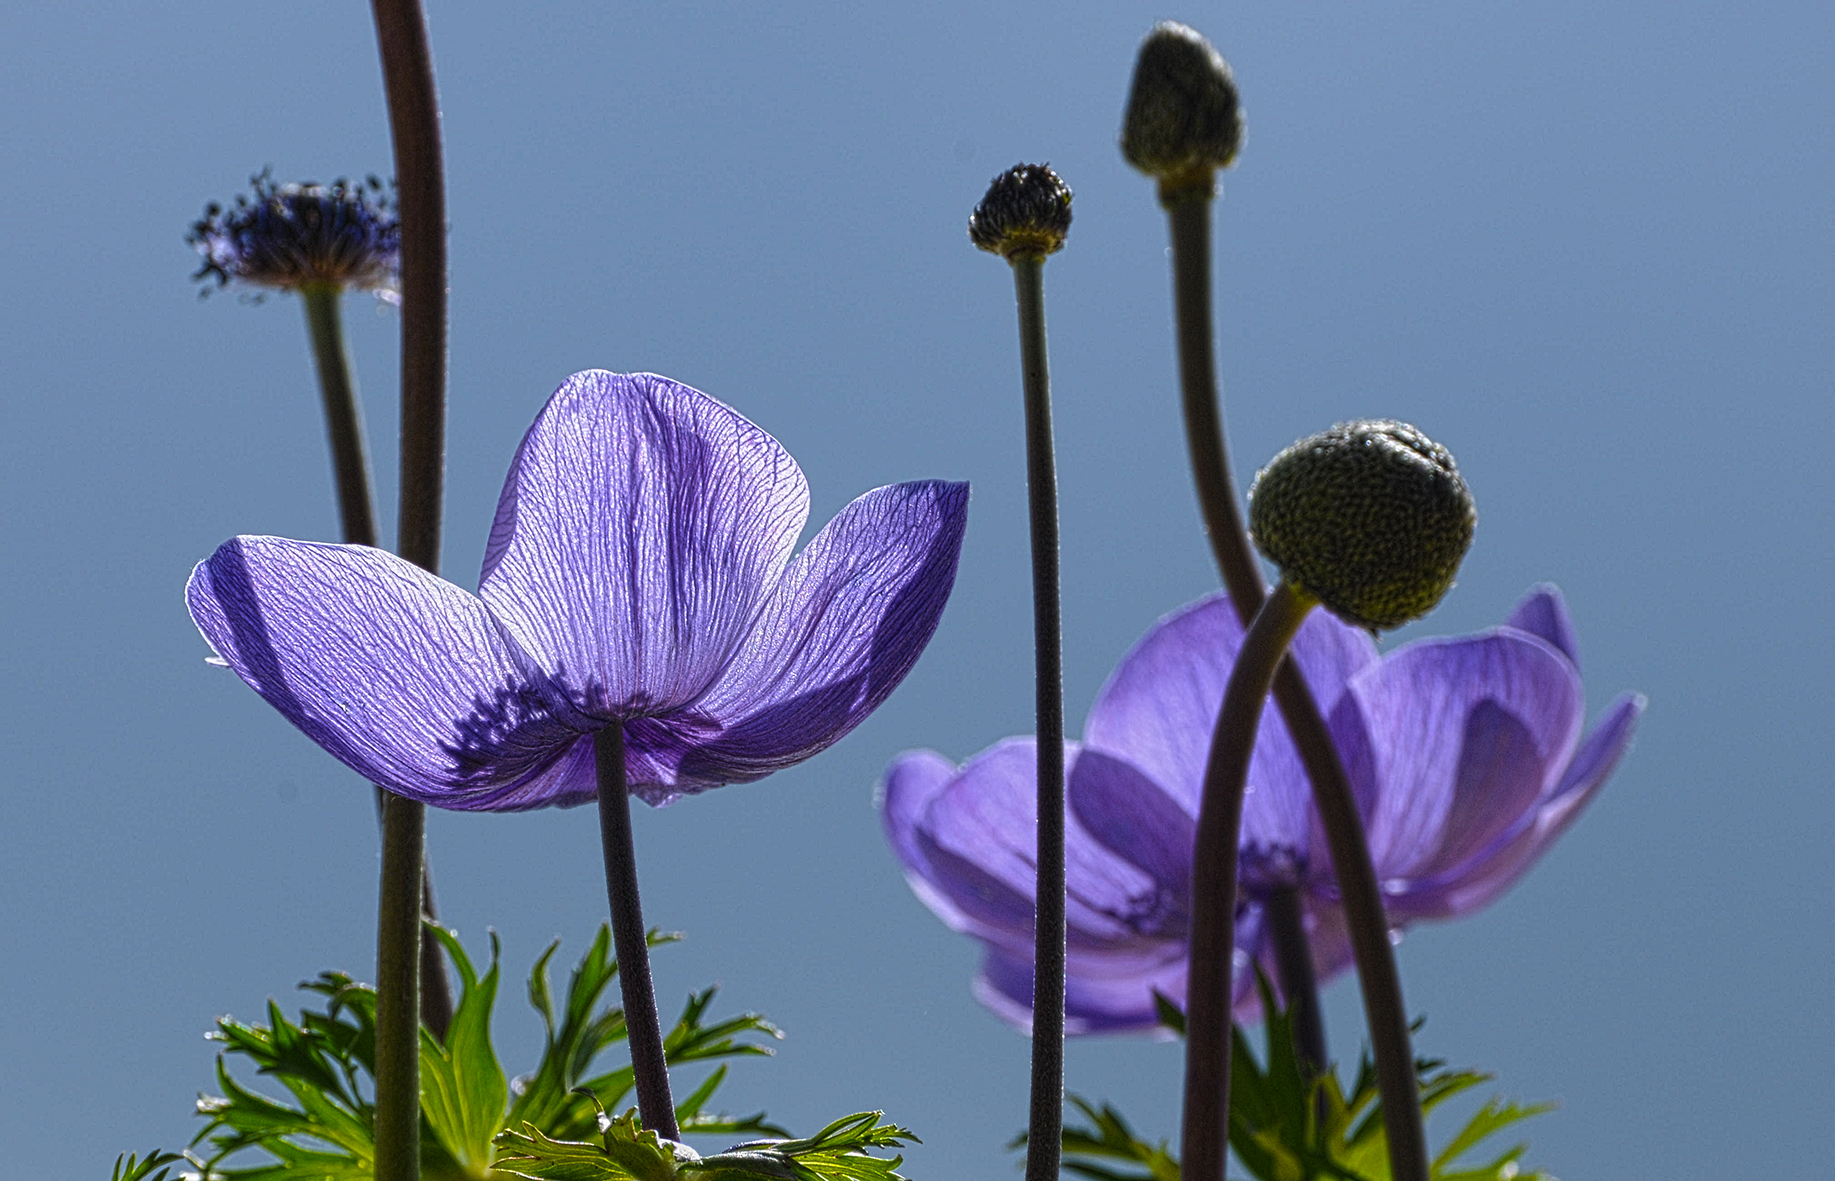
left=968, top=163, right=1073, bottom=260
left=1120, top=23, right=1244, bottom=194
left=1249, top=420, right=1476, bottom=631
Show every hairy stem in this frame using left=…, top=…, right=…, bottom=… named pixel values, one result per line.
left=304, top=282, right=453, bottom=1042
left=1010, top=253, right=1066, bottom=1181
left=1163, top=187, right=1428, bottom=1181
left=370, top=0, right=447, bottom=574
left=1182, top=582, right=1315, bottom=1181
left=369, top=4, right=449, bottom=1176
left=372, top=791, right=424, bottom=1181
left=595, top=724, right=680, bottom=1139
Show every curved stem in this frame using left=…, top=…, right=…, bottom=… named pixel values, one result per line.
left=1163, top=188, right=1428, bottom=1181
left=1183, top=582, right=1315, bottom=1181
left=595, top=724, right=680, bottom=1140
left=1263, top=883, right=1326, bottom=1078
left=305, top=283, right=454, bottom=1042
left=370, top=0, right=447, bottom=573
left=369, top=5, right=448, bottom=1176
left=373, top=791, right=424, bottom=1181
left=1010, top=254, right=1066, bottom=1181
left=1270, top=664, right=1427, bottom=1175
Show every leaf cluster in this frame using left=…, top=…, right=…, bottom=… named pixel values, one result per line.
left=1057, top=985, right=1554, bottom=1181
left=160, top=925, right=786, bottom=1180
left=494, top=1108, right=917, bottom=1181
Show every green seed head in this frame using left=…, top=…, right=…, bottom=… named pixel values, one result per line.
left=969, top=163, right=1073, bottom=260
left=1248, top=420, right=1477, bottom=631
left=1120, top=22, right=1244, bottom=196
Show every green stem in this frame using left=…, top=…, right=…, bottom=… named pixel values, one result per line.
left=369, top=4, right=448, bottom=1177
left=303, top=282, right=454, bottom=1044
left=1010, top=254, right=1066, bottom=1181
left=1163, top=186, right=1428, bottom=1181
left=594, top=724, right=679, bottom=1139
left=299, top=285, right=380, bottom=549
left=1182, top=582, right=1315, bottom=1181
left=373, top=791, right=424, bottom=1181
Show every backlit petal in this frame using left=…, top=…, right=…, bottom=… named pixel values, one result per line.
left=1083, top=592, right=1377, bottom=858
left=479, top=371, right=809, bottom=718
left=1348, top=630, right=1584, bottom=880
left=187, top=537, right=585, bottom=809
left=649, top=480, right=968, bottom=798
left=1398, top=692, right=1643, bottom=917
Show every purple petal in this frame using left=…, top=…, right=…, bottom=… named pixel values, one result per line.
left=1402, top=692, right=1643, bottom=917
left=895, top=739, right=1194, bottom=963
left=1505, top=583, right=1580, bottom=668
left=900, top=738, right=1050, bottom=954
left=1083, top=592, right=1377, bottom=856
left=1068, top=749, right=1195, bottom=912
left=880, top=749, right=972, bottom=930
left=186, top=537, right=588, bottom=810
left=1346, top=630, right=1585, bottom=882
left=649, top=480, right=968, bottom=800
left=479, top=371, right=810, bottom=720
left=976, top=945, right=1191, bottom=1036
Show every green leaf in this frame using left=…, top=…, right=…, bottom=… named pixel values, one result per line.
left=1060, top=1003, right=1558, bottom=1181
left=419, top=925, right=510, bottom=1173
left=109, top=1150, right=189, bottom=1181
left=136, top=925, right=790, bottom=1180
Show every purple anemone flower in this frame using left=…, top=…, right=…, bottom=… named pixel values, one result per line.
left=882, top=585, right=1642, bottom=1033
left=188, top=371, right=969, bottom=810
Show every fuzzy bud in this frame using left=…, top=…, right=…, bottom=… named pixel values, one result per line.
left=1248, top=420, right=1476, bottom=631
left=1120, top=23, right=1244, bottom=195
left=968, top=164, right=1072, bottom=260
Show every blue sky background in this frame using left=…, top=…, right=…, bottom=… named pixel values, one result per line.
left=2, top=2, right=1831, bottom=1177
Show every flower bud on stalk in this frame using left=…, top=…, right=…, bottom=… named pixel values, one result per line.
left=969, top=163, right=1073, bottom=260
left=1121, top=22, right=1244, bottom=200
left=1182, top=421, right=1471, bottom=1181
left=1250, top=420, right=1477, bottom=631
left=973, top=162, right=1072, bottom=1181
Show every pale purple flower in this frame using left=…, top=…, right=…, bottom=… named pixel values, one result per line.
left=882, top=585, right=1642, bottom=1033
left=188, top=371, right=969, bottom=809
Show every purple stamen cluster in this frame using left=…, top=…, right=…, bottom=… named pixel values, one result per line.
left=188, top=170, right=400, bottom=294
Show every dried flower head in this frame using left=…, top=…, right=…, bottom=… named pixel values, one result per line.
left=188, top=170, right=400, bottom=296
left=1249, top=420, right=1476, bottom=631
left=1120, top=22, right=1244, bottom=195
left=968, top=164, right=1073, bottom=260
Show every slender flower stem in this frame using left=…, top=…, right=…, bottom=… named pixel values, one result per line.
left=1162, top=186, right=1428, bottom=1181
left=1263, top=884, right=1326, bottom=1077
left=370, top=5, right=447, bottom=1178
left=302, top=281, right=454, bottom=1042
left=594, top=724, right=680, bottom=1140
left=372, top=791, right=424, bottom=1181
left=370, top=0, right=447, bottom=574
left=1008, top=254, right=1066, bottom=1181
left=299, top=284, right=380, bottom=548
left=1183, top=581, right=1315, bottom=1181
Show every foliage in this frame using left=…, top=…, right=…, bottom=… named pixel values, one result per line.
left=495, top=1107, right=917, bottom=1181
left=145, top=925, right=791, bottom=1180
left=1055, top=984, right=1554, bottom=1181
